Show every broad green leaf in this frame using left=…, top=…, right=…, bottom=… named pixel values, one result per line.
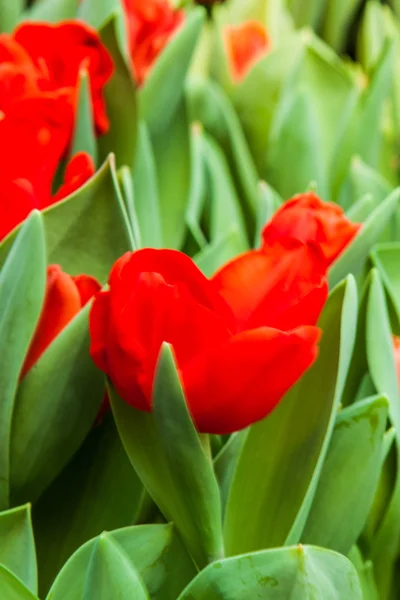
left=99, top=15, right=137, bottom=170
left=0, top=156, right=133, bottom=281
left=0, top=505, right=37, bottom=594
left=83, top=535, right=149, bottom=600
left=33, top=414, right=143, bottom=597
left=371, top=243, right=400, bottom=327
left=288, top=0, right=328, bottom=29
left=339, top=157, right=393, bottom=213
left=231, top=33, right=306, bottom=176
left=0, top=213, right=46, bottom=509
left=302, top=395, right=388, bottom=554
left=133, top=123, right=162, bottom=248
left=185, top=125, right=208, bottom=250
left=71, top=70, right=98, bottom=165
left=151, top=99, right=191, bottom=249
left=348, top=547, right=379, bottom=600
left=224, top=277, right=358, bottom=555
left=322, top=0, right=364, bottom=52
left=1, top=0, right=23, bottom=31
left=194, top=230, right=246, bottom=277
left=366, top=270, right=400, bottom=596
left=178, top=545, right=362, bottom=599
left=117, top=166, right=141, bottom=247
left=254, top=182, right=282, bottom=247
left=267, top=86, right=326, bottom=199
left=187, top=78, right=259, bottom=224
left=202, top=134, right=248, bottom=251
left=0, top=566, right=38, bottom=600
left=10, top=304, right=104, bottom=505
left=332, top=43, right=395, bottom=197
left=357, top=1, right=389, bottom=73
left=329, top=188, right=400, bottom=288
left=23, top=0, right=77, bottom=21
left=214, top=433, right=246, bottom=516
left=110, top=344, right=223, bottom=568
left=140, top=8, right=205, bottom=133
left=47, top=524, right=196, bottom=600
left=78, top=0, right=125, bottom=36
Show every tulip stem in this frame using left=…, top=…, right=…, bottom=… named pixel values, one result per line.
left=199, top=433, right=212, bottom=463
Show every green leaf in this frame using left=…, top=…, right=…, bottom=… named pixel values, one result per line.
left=301, top=395, right=388, bottom=554
left=357, top=1, right=388, bottom=73
left=23, top=0, right=77, bottom=21
left=151, top=98, right=191, bottom=249
left=10, top=304, right=104, bottom=505
left=329, top=188, right=400, bottom=288
left=202, top=134, right=248, bottom=251
left=332, top=42, right=395, bottom=197
left=322, top=0, right=364, bottom=52
left=267, top=86, right=327, bottom=199
left=339, top=157, right=393, bottom=214
left=224, top=276, right=358, bottom=555
left=185, top=125, right=208, bottom=250
left=70, top=69, right=98, bottom=165
left=78, top=0, right=125, bottom=35
left=193, top=230, right=246, bottom=277
left=33, top=414, right=143, bottom=597
left=117, top=166, right=141, bottom=247
left=178, top=545, right=362, bottom=599
left=254, top=182, right=282, bottom=247
left=0, top=505, right=37, bottom=594
left=133, top=123, right=162, bottom=248
left=98, top=15, right=137, bottom=170
left=47, top=524, right=196, bottom=600
left=0, top=566, right=38, bottom=600
left=0, top=0, right=23, bottom=31
left=365, top=269, right=400, bottom=596
left=187, top=78, right=259, bottom=226
left=0, top=156, right=133, bottom=282
left=110, top=344, right=223, bottom=568
left=371, top=243, right=400, bottom=327
left=83, top=535, right=149, bottom=600
left=0, top=213, right=46, bottom=509
left=140, top=8, right=205, bottom=133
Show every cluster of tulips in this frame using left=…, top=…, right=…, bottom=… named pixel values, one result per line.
left=2, top=0, right=400, bottom=599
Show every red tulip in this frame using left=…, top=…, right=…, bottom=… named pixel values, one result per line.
left=224, top=20, right=270, bottom=82
left=122, top=0, right=184, bottom=85
left=211, top=241, right=328, bottom=333
left=8, top=21, right=114, bottom=134
left=262, top=192, right=361, bottom=267
left=21, top=265, right=101, bottom=378
left=0, top=97, right=95, bottom=240
left=89, top=248, right=322, bottom=434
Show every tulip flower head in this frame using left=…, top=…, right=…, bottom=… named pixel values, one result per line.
left=224, top=20, right=270, bottom=82
left=122, top=0, right=184, bottom=85
left=22, top=265, right=101, bottom=378
left=89, top=247, right=323, bottom=435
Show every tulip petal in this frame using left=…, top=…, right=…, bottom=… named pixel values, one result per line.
left=21, top=265, right=82, bottom=377
left=212, top=244, right=327, bottom=332
left=182, top=326, right=321, bottom=434
left=262, top=192, right=361, bottom=266
left=52, top=152, right=95, bottom=203
left=110, top=248, right=235, bottom=328
left=72, top=273, right=101, bottom=306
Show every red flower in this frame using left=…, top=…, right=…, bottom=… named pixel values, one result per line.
left=89, top=248, right=322, bottom=434
left=122, top=0, right=184, bottom=85
left=0, top=97, right=95, bottom=240
left=224, top=20, right=270, bottom=82
left=262, top=192, right=361, bottom=268
left=21, top=265, right=101, bottom=378
left=0, top=20, right=113, bottom=134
